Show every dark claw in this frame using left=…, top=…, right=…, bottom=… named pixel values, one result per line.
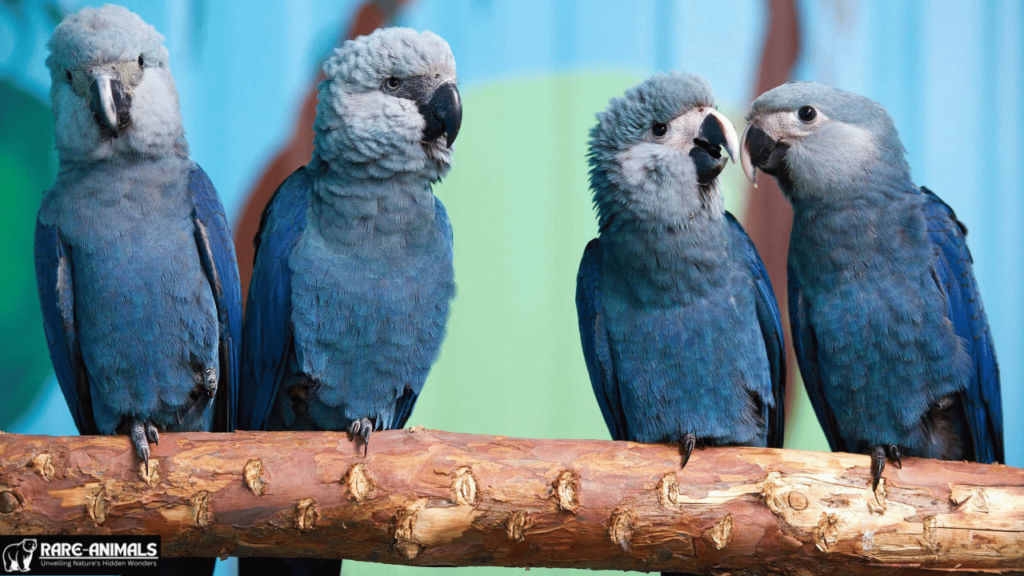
left=889, top=445, right=902, bottom=469
left=870, top=445, right=886, bottom=491
left=360, top=418, right=373, bottom=457
left=130, top=420, right=150, bottom=474
left=348, top=418, right=374, bottom=457
left=146, top=423, right=160, bottom=445
left=680, top=433, right=697, bottom=469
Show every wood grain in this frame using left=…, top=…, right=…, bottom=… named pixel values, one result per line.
left=0, top=429, right=1021, bottom=574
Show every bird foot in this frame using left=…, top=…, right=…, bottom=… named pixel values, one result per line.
left=870, top=444, right=902, bottom=491
left=347, top=418, right=374, bottom=457
left=680, top=433, right=698, bottom=469
left=130, top=419, right=159, bottom=474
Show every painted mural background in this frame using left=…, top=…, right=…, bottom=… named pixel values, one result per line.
left=2, top=1, right=1022, bottom=575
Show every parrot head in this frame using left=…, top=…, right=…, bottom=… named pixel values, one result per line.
left=740, top=82, right=910, bottom=200
left=588, top=72, right=739, bottom=228
left=313, top=27, right=462, bottom=183
left=46, top=4, right=185, bottom=161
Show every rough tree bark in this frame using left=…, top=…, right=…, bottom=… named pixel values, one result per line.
left=0, top=429, right=1021, bottom=575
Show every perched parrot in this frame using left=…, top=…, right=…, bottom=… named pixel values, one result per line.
left=36, top=5, right=240, bottom=575
left=238, top=27, right=461, bottom=576
left=740, top=82, right=1003, bottom=489
left=577, top=72, right=786, bottom=472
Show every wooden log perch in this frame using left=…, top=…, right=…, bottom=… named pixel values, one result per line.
left=0, top=429, right=1022, bottom=575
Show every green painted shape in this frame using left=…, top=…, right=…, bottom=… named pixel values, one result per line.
left=0, top=80, right=57, bottom=428
left=343, top=71, right=828, bottom=576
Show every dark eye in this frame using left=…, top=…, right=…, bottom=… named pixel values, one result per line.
left=652, top=123, right=668, bottom=138
left=138, top=54, right=144, bottom=67
left=65, top=70, right=72, bottom=83
left=798, top=105, right=817, bottom=122
left=385, top=77, right=401, bottom=91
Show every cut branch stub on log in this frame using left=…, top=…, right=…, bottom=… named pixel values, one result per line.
left=0, top=429, right=1021, bottom=574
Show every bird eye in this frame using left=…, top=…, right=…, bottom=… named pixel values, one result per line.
left=798, top=105, right=817, bottom=123
left=385, top=77, right=401, bottom=91
left=651, top=123, right=668, bottom=138
left=138, top=54, right=144, bottom=67
left=64, top=70, right=73, bottom=83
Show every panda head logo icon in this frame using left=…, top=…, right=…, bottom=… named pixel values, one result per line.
left=2, top=539, right=37, bottom=573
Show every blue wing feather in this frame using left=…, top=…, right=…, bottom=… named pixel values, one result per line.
left=35, top=221, right=98, bottom=435
left=238, top=168, right=313, bottom=431
left=920, top=187, right=1003, bottom=464
left=188, top=164, right=243, bottom=432
left=788, top=266, right=847, bottom=453
left=725, top=213, right=787, bottom=448
left=575, top=238, right=629, bottom=441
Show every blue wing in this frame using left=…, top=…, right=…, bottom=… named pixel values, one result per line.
left=575, top=238, right=629, bottom=441
left=788, top=264, right=848, bottom=453
left=389, top=197, right=453, bottom=430
left=35, top=221, right=98, bottom=435
left=238, top=168, right=313, bottom=431
left=188, top=164, right=242, bottom=433
left=920, top=187, right=1003, bottom=464
left=725, top=213, right=787, bottom=448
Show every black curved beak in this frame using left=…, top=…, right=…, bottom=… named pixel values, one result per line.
left=89, top=74, right=131, bottom=139
left=419, top=82, right=462, bottom=148
left=689, top=112, right=736, bottom=186
left=740, top=124, right=789, bottom=185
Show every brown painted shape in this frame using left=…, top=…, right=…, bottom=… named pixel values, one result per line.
left=743, top=0, right=802, bottom=420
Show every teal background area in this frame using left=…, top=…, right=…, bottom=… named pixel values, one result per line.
left=2, top=1, right=1022, bottom=575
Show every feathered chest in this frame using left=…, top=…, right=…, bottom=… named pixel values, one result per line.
left=288, top=225, right=455, bottom=351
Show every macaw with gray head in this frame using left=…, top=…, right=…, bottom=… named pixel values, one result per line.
left=36, top=5, right=240, bottom=574
left=740, top=82, right=1002, bottom=489
left=238, top=26, right=460, bottom=576
left=577, top=72, right=786, bottom=481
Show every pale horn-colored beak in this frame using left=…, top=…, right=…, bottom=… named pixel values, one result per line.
left=739, top=123, right=757, bottom=186
left=90, top=71, right=119, bottom=136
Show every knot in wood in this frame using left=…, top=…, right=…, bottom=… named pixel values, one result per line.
left=87, top=485, right=107, bottom=525
left=295, top=498, right=318, bottom=531
left=608, top=509, right=634, bottom=551
left=787, top=491, right=808, bottom=511
left=452, top=466, right=477, bottom=506
left=0, top=491, right=21, bottom=514
left=29, top=453, right=55, bottom=482
left=191, top=492, right=211, bottom=528
left=506, top=510, right=532, bottom=543
left=243, top=459, right=267, bottom=497
left=345, top=463, right=375, bottom=502
left=658, top=473, right=682, bottom=508
left=709, top=513, right=733, bottom=550
left=813, top=512, right=839, bottom=553
left=553, top=470, right=580, bottom=514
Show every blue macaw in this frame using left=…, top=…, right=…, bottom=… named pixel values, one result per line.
left=36, top=6, right=240, bottom=575
left=238, top=27, right=461, bottom=576
left=577, top=72, right=786, bottom=467
left=741, top=82, right=1003, bottom=489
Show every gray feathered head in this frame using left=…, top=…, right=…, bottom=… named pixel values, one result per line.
left=312, top=27, right=462, bottom=183
left=46, top=4, right=185, bottom=161
left=588, top=72, right=739, bottom=229
left=741, top=82, right=911, bottom=200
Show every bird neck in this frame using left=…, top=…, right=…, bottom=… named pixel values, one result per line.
left=309, top=164, right=439, bottom=249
